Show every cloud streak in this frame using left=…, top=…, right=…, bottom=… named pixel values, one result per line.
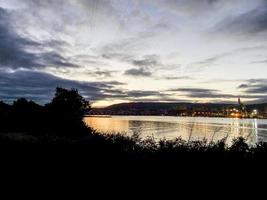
left=238, top=79, right=267, bottom=94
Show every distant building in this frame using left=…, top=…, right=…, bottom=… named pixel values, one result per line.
left=228, top=98, right=248, bottom=118
left=238, top=97, right=243, bottom=107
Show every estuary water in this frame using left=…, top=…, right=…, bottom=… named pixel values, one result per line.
left=84, top=116, right=267, bottom=145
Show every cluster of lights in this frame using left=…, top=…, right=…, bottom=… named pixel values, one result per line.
left=251, top=109, right=258, bottom=116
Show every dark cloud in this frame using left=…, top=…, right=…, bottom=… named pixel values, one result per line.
left=124, top=67, right=152, bottom=77
left=1, top=68, right=265, bottom=104
left=0, top=7, right=77, bottom=69
left=0, top=8, right=41, bottom=69
left=101, top=53, right=133, bottom=61
left=159, top=76, right=194, bottom=80
left=0, top=68, right=167, bottom=103
left=133, top=59, right=157, bottom=67
left=126, top=91, right=162, bottom=98
left=214, top=3, right=267, bottom=36
left=101, top=47, right=162, bottom=67
left=152, top=0, right=222, bottom=15
left=39, top=52, right=78, bottom=68
left=193, top=46, right=267, bottom=67
left=169, top=88, right=218, bottom=93
left=0, top=69, right=125, bottom=104
left=238, top=79, right=267, bottom=94
left=132, top=55, right=160, bottom=67
left=123, top=55, right=162, bottom=77
left=238, top=84, right=249, bottom=89
left=168, top=88, right=221, bottom=98
left=168, top=87, right=263, bottom=99
left=87, top=69, right=117, bottom=78
left=101, top=89, right=165, bottom=100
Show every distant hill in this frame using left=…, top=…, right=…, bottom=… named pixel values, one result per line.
left=89, top=102, right=267, bottom=117
left=90, top=102, right=231, bottom=116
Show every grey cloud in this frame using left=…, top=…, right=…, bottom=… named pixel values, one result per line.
left=169, top=87, right=262, bottom=99
left=158, top=76, right=194, bottom=80
left=103, top=51, right=177, bottom=78
left=214, top=3, right=267, bottom=36
left=0, top=8, right=41, bottom=69
left=169, top=88, right=218, bottom=93
left=124, top=67, right=152, bottom=77
left=126, top=91, right=162, bottom=98
left=101, top=53, right=134, bottom=63
left=87, top=69, right=117, bottom=78
left=0, top=68, right=163, bottom=104
left=132, top=55, right=161, bottom=67
left=42, top=39, right=70, bottom=51
left=246, top=85, right=267, bottom=95
left=125, top=55, right=160, bottom=77
left=0, top=69, right=125, bottom=104
left=193, top=46, right=267, bottom=67
left=0, top=7, right=78, bottom=70
left=151, top=0, right=222, bottom=15
left=103, top=54, right=162, bottom=78
left=169, top=88, right=220, bottom=98
left=103, top=89, right=164, bottom=100
left=238, top=84, right=249, bottom=89
left=238, top=79, right=267, bottom=94
left=39, top=52, right=79, bottom=68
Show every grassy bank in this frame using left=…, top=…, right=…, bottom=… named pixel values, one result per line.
left=1, top=130, right=267, bottom=163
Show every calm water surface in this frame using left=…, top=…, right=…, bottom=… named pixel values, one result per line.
left=84, top=116, right=267, bottom=145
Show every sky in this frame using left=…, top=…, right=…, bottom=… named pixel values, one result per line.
left=0, top=0, right=267, bottom=107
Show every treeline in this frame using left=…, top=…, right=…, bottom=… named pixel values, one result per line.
left=0, top=87, right=91, bottom=137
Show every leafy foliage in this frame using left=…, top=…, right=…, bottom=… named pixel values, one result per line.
left=0, top=87, right=91, bottom=137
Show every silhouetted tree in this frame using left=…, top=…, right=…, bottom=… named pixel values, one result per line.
left=44, top=88, right=91, bottom=137
left=0, top=101, right=10, bottom=116
left=46, top=87, right=90, bottom=121
left=0, top=101, right=11, bottom=131
left=11, top=98, right=43, bottom=132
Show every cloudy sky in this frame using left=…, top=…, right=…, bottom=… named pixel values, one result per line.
left=1, top=0, right=267, bottom=107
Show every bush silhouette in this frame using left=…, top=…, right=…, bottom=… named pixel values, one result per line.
left=0, top=87, right=91, bottom=138
left=46, top=87, right=90, bottom=122
left=230, top=137, right=249, bottom=152
left=43, top=87, right=91, bottom=137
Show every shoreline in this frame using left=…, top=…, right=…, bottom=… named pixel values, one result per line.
left=85, top=114, right=267, bottom=120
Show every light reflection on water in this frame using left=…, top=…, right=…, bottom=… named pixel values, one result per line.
left=84, top=116, right=267, bottom=145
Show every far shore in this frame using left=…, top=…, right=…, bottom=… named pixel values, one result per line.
left=85, top=114, right=267, bottom=119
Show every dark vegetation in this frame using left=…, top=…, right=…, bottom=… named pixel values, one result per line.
left=0, top=87, right=90, bottom=137
left=1, top=87, right=267, bottom=164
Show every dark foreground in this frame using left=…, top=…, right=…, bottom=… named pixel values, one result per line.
left=1, top=131, right=267, bottom=163
left=1, top=88, right=266, bottom=198
left=1, top=132, right=267, bottom=199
